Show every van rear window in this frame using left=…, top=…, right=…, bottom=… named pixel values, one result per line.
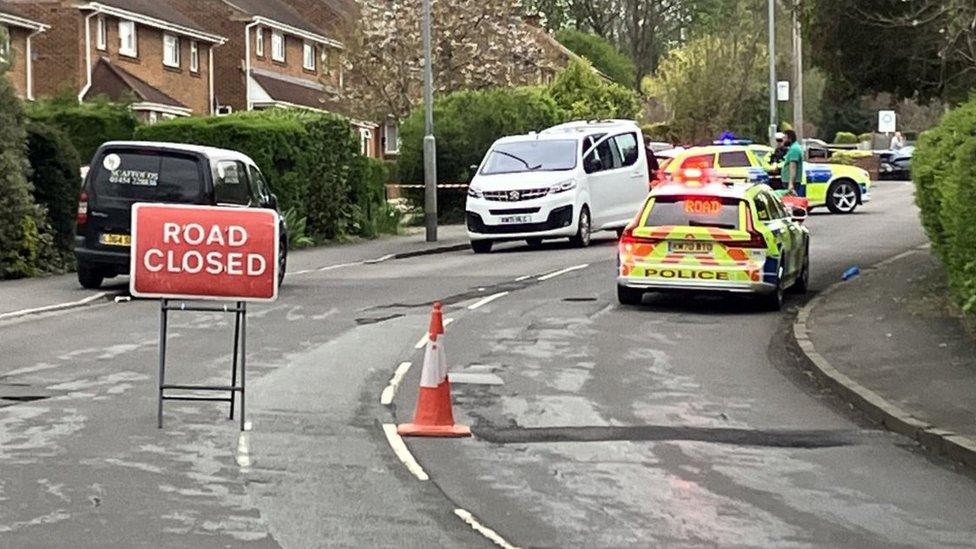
left=645, top=196, right=742, bottom=230
left=92, top=152, right=204, bottom=202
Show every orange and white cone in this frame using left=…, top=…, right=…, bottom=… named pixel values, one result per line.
left=397, top=302, right=471, bottom=437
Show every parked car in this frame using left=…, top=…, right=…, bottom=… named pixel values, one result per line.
left=465, top=120, right=650, bottom=253
left=75, top=141, right=288, bottom=289
left=880, top=146, right=914, bottom=180
left=803, top=138, right=832, bottom=160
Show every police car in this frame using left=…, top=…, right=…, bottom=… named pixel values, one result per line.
left=617, top=170, right=810, bottom=310
left=663, top=145, right=871, bottom=214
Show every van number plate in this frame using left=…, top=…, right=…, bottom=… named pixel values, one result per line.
left=668, top=241, right=712, bottom=254
left=500, top=215, right=532, bottom=224
left=100, top=233, right=131, bottom=247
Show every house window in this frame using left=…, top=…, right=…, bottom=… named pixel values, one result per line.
left=119, top=20, right=137, bottom=57
left=0, top=26, right=9, bottom=63
left=360, top=128, right=373, bottom=156
left=96, top=16, right=107, bottom=50
left=271, top=30, right=284, bottom=62
left=163, top=34, right=180, bottom=68
left=303, top=42, right=315, bottom=71
left=189, top=41, right=199, bottom=72
left=254, top=26, right=263, bottom=57
left=384, top=121, right=399, bottom=154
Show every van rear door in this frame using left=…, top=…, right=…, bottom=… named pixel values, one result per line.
left=82, top=149, right=208, bottom=251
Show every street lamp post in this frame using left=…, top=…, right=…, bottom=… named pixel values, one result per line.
left=767, top=0, right=778, bottom=146
left=422, top=0, right=437, bottom=242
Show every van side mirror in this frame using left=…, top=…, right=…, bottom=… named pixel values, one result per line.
left=268, top=193, right=279, bottom=210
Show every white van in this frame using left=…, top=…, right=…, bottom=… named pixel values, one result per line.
left=465, top=120, right=650, bottom=253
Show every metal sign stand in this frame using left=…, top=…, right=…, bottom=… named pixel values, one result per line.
left=157, top=299, right=247, bottom=431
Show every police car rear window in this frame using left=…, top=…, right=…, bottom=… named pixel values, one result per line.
left=92, top=151, right=204, bottom=202
left=645, top=196, right=742, bottom=230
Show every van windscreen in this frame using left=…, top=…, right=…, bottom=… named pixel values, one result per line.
left=92, top=151, right=204, bottom=202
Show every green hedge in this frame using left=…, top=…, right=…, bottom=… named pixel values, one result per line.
left=833, top=131, right=859, bottom=144
left=913, top=96, right=976, bottom=311
left=554, top=29, right=637, bottom=88
left=27, top=99, right=137, bottom=164
left=26, top=122, right=82, bottom=252
left=135, top=109, right=393, bottom=241
left=399, top=87, right=565, bottom=220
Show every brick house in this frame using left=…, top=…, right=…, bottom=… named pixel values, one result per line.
left=19, top=0, right=224, bottom=121
left=0, top=1, right=49, bottom=99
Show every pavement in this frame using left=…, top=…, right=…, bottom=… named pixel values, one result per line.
left=5, top=181, right=976, bottom=547
left=801, top=246, right=976, bottom=465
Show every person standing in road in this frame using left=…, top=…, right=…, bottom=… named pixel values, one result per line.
left=782, top=129, right=805, bottom=197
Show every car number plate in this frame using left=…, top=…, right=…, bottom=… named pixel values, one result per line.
left=668, top=241, right=712, bottom=254
left=500, top=215, right=531, bottom=224
left=99, top=233, right=131, bottom=247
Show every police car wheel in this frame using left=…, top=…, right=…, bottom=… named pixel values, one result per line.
left=827, top=180, right=859, bottom=214
left=471, top=240, right=493, bottom=254
left=617, top=284, right=643, bottom=306
left=760, top=268, right=785, bottom=311
left=569, top=206, right=591, bottom=248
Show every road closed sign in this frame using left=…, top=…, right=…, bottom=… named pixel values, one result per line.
left=130, top=204, right=279, bottom=301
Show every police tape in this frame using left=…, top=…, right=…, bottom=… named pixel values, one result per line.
left=389, top=184, right=469, bottom=189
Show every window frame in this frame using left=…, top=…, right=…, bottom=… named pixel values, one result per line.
left=118, top=20, right=137, bottom=57
left=189, top=41, right=199, bottom=73
left=271, top=30, right=285, bottom=62
left=96, top=16, right=107, bottom=50
left=254, top=26, right=264, bottom=57
left=612, top=132, right=640, bottom=168
left=213, top=160, right=252, bottom=206
left=717, top=150, right=753, bottom=169
left=384, top=120, right=400, bottom=154
left=360, top=128, right=373, bottom=157
left=162, top=33, right=180, bottom=68
left=0, top=26, right=9, bottom=64
left=302, top=41, right=316, bottom=71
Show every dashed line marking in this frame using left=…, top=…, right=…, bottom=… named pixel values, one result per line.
left=381, top=424, right=429, bottom=481
left=454, top=508, right=520, bottom=549
left=414, top=317, right=455, bottom=349
left=0, top=291, right=108, bottom=322
left=538, top=263, right=589, bottom=281
left=380, top=362, right=413, bottom=406
left=514, top=274, right=533, bottom=282
left=467, top=292, right=509, bottom=311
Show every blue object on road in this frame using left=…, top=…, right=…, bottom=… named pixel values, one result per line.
left=842, top=266, right=860, bottom=281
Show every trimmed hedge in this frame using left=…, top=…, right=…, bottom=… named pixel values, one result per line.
left=833, top=131, right=859, bottom=144
left=26, top=122, right=82, bottom=252
left=28, top=99, right=137, bottom=164
left=135, top=109, right=393, bottom=241
left=913, top=96, right=976, bottom=311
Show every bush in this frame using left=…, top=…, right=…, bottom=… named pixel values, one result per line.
left=548, top=59, right=641, bottom=121
left=554, top=29, right=637, bottom=88
left=26, top=122, right=82, bottom=252
left=913, top=96, right=976, bottom=312
left=135, top=109, right=393, bottom=241
left=833, top=131, right=859, bottom=144
left=857, top=132, right=873, bottom=142
left=398, top=87, right=565, bottom=220
left=28, top=98, right=138, bottom=164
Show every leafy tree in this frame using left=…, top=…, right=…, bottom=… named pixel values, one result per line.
left=644, top=32, right=767, bottom=143
left=340, top=0, right=558, bottom=120
left=554, top=28, right=637, bottom=87
left=548, top=59, right=641, bottom=120
left=0, top=27, right=47, bottom=278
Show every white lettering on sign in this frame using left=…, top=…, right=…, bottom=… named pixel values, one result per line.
left=110, top=170, right=159, bottom=187
left=144, top=223, right=266, bottom=277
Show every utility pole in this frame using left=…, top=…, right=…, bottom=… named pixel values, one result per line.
left=767, top=0, right=778, bottom=146
left=422, top=0, right=437, bottom=242
left=792, top=0, right=804, bottom=141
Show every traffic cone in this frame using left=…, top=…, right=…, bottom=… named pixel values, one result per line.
left=397, top=302, right=471, bottom=437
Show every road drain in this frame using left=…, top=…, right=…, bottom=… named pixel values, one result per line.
left=473, top=425, right=877, bottom=449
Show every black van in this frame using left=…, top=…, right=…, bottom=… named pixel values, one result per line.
left=75, top=141, right=288, bottom=289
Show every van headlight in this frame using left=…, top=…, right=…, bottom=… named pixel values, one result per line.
left=467, top=186, right=483, bottom=199
left=548, top=179, right=577, bottom=194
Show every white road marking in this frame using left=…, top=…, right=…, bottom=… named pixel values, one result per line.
left=364, top=254, right=396, bottom=264
left=381, top=424, right=429, bottom=481
left=538, top=263, right=589, bottom=281
left=0, top=292, right=108, bottom=322
left=380, top=362, right=413, bottom=406
left=318, top=262, right=359, bottom=272
left=514, top=274, right=533, bottom=282
left=291, top=269, right=312, bottom=275
left=414, top=317, right=455, bottom=349
left=236, top=431, right=251, bottom=470
left=454, top=508, right=520, bottom=549
left=467, top=291, right=509, bottom=310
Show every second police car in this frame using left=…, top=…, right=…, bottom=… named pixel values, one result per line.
left=617, top=170, right=810, bottom=311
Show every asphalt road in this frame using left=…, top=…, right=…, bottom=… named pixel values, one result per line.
left=2, top=181, right=975, bottom=548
